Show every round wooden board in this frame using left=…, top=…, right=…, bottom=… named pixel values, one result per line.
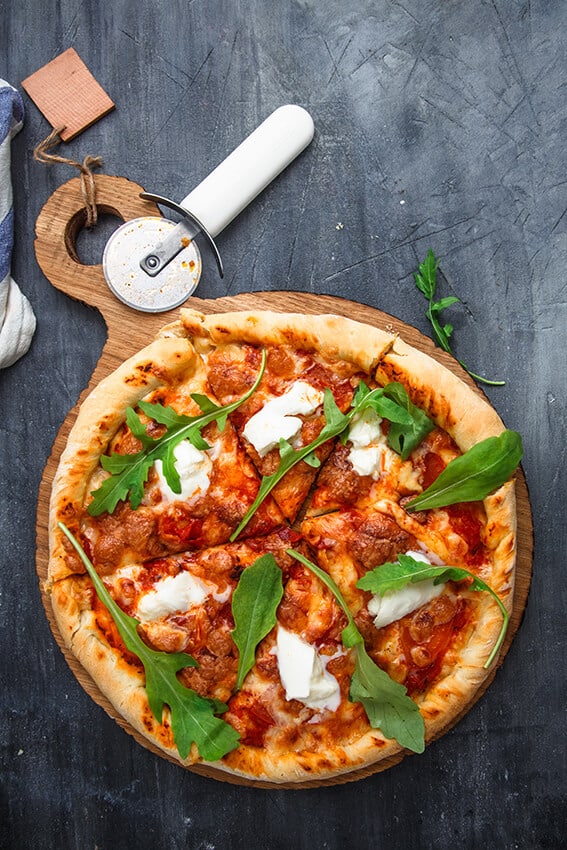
left=35, top=176, right=533, bottom=788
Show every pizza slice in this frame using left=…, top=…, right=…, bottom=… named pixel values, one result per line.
left=49, top=335, right=285, bottom=583
left=50, top=527, right=308, bottom=766
left=301, top=493, right=514, bottom=719
left=176, top=310, right=384, bottom=522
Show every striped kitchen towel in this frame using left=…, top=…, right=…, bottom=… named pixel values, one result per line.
left=0, top=80, right=36, bottom=369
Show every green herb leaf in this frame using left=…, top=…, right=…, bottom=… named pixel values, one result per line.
left=356, top=554, right=510, bottom=668
left=189, top=393, right=230, bottom=432
left=232, top=554, right=284, bottom=690
left=88, top=350, right=267, bottom=516
left=344, top=380, right=436, bottom=459
left=380, top=383, right=435, bottom=460
left=350, top=642, right=425, bottom=753
left=414, top=249, right=505, bottom=386
left=414, top=249, right=439, bottom=300
left=58, top=523, right=240, bottom=761
left=287, top=549, right=425, bottom=753
left=405, top=429, right=523, bottom=511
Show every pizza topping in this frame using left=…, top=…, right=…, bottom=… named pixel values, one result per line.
left=371, top=382, right=435, bottom=460
left=275, top=625, right=341, bottom=712
left=356, top=553, right=509, bottom=668
left=136, top=569, right=229, bottom=622
left=309, top=443, right=369, bottom=509
left=242, top=380, right=325, bottom=457
left=366, top=551, right=444, bottom=630
left=225, top=690, right=276, bottom=748
left=231, top=553, right=284, bottom=690
left=83, top=505, right=164, bottom=573
left=88, top=349, right=267, bottom=517
left=402, top=599, right=468, bottom=693
left=406, top=430, right=523, bottom=512
left=406, top=592, right=459, bottom=645
left=347, top=408, right=394, bottom=478
left=153, top=440, right=213, bottom=502
left=349, top=512, right=416, bottom=571
left=287, top=549, right=425, bottom=753
left=59, top=523, right=241, bottom=761
left=445, top=504, right=487, bottom=567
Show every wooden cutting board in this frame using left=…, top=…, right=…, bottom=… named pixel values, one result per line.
left=34, top=175, right=533, bottom=787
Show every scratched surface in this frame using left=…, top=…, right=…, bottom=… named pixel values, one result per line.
left=1, top=1, right=565, bottom=848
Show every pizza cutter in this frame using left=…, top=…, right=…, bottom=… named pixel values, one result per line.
left=102, top=104, right=314, bottom=312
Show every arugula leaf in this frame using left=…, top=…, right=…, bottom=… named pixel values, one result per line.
left=352, top=382, right=414, bottom=429
left=405, top=429, right=523, bottom=511
left=232, top=554, right=284, bottom=690
left=58, top=523, right=240, bottom=761
left=88, top=350, right=267, bottom=516
left=287, top=549, right=425, bottom=753
left=414, top=249, right=505, bottom=387
left=350, top=642, right=425, bottom=753
left=356, top=554, right=509, bottom=668
left=380, top=383, right=435, bottom=460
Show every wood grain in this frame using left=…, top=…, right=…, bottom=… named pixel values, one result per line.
left=34, top=176, right=533, bottom=788
left=22, top=48, right=115, bottom=141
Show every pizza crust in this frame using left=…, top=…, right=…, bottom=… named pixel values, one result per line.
left=50, top=576, right=182, bottom=758
left=174, top=308, right=397, bottom=373
left=375, top=336, right=506, bottom=450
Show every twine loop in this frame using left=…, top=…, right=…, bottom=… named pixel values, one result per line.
left=34, top=127, right=103, bottom=228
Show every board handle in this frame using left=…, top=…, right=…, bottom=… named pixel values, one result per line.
left=34, top=174, right=159, bottom=308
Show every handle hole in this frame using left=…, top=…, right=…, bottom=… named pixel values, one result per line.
left=65, top=207, right=124, bottom=266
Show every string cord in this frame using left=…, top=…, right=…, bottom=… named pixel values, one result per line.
left=34, top=127, right=103, bottom=228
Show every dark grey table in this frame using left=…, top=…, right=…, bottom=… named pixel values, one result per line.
left=1, top=2, right=565, bottom=848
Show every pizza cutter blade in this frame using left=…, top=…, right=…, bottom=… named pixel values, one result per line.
left=102, top=104, right=314, bottom=312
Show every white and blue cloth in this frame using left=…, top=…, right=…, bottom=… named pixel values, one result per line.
left=0, top=80, right=35, bottom=369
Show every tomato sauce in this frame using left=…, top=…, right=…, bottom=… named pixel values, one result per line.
left=401, top=600, right=468, bottom=694
left=92, top=596, right=142, bottom=670
left=158, top=511, right=204, bottom=545
left=421, top=451, right=446, bottom=489
left=227, top=693, right=275, bottom=747
left=446, top=504, right=487, bottom=567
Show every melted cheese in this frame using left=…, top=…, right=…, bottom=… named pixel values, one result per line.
left=367, top=550, right=444, bottom=629
left=243, top=381, right=325, bottom=456
left=347, top=408, right=398, bottom=479
left=347, top=408, right=422, bottom=491
left=275, top=625, right=341, bottom=712
left=136, top=570, right=230, bottom=622
left=154, top=439, right=212, bottom=502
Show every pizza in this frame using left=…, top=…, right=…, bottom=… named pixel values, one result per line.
left=46, top=308, right=521, bottom=785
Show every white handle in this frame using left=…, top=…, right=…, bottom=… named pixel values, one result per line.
left=179, top=105, right=314, bottom=237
